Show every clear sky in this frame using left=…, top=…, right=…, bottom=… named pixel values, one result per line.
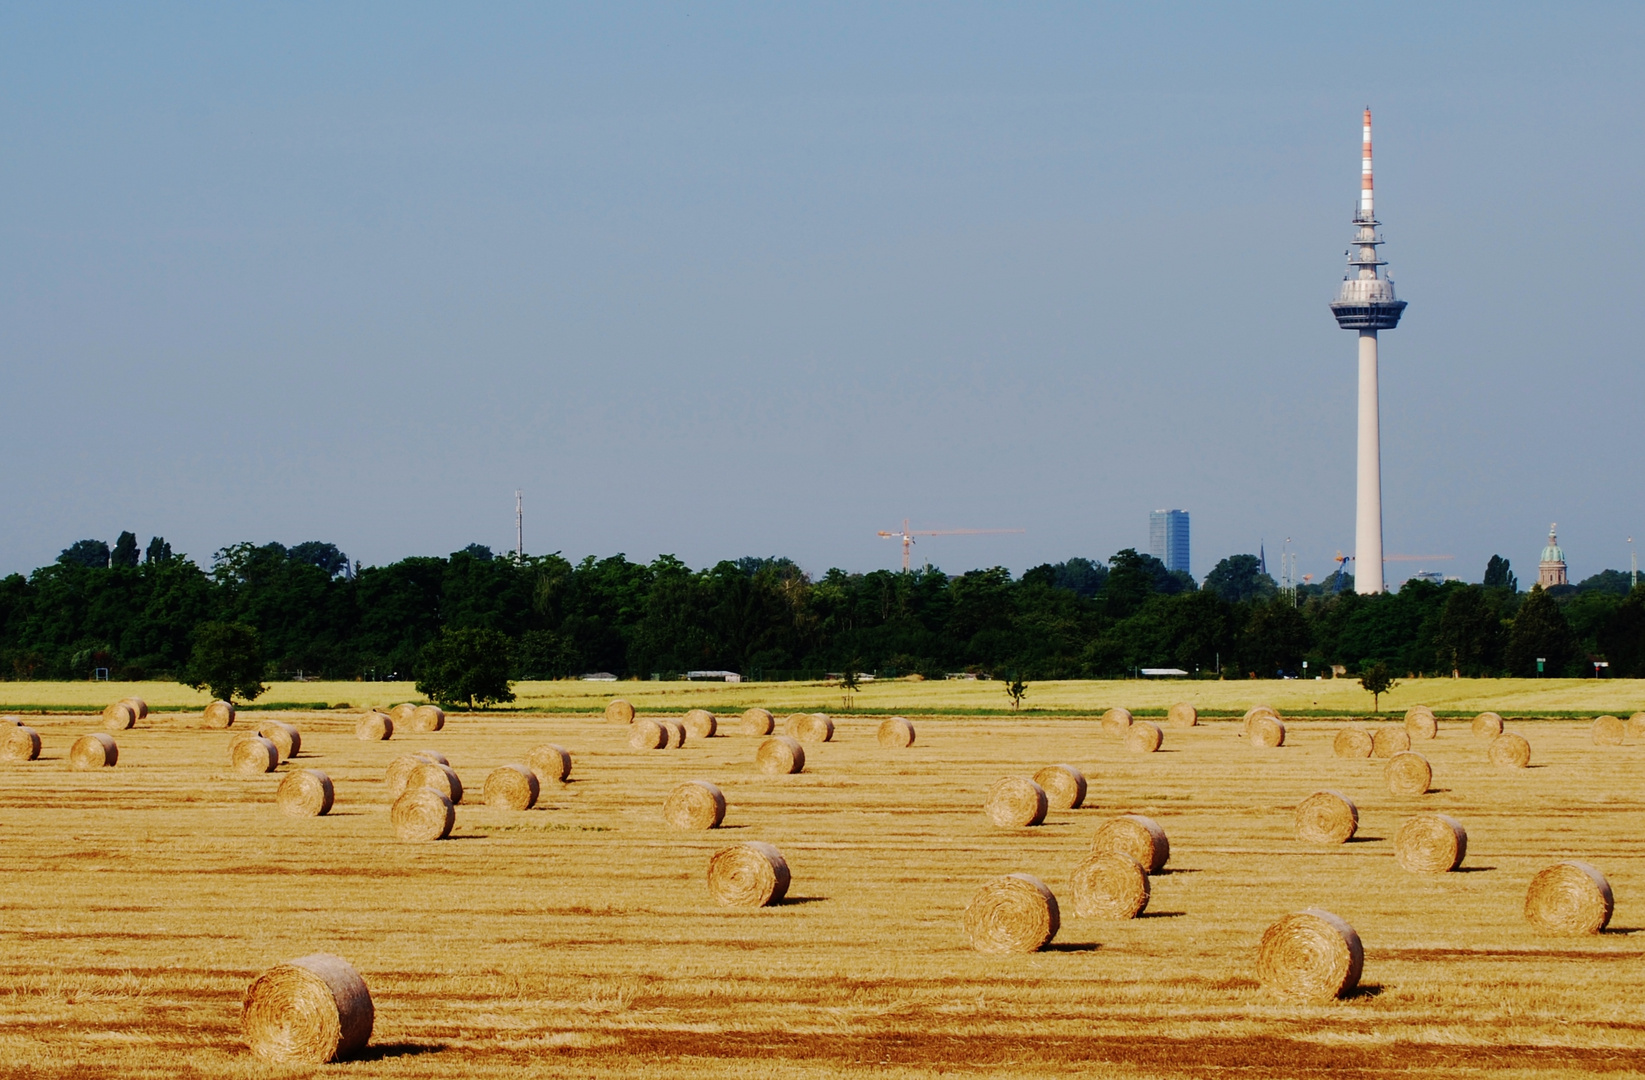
left=3, top=3, right=1641, bottom=586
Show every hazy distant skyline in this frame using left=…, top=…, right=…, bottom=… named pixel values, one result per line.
left=3, top=4, right=1641, bottom=585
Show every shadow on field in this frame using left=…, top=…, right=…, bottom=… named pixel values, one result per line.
left=776, top=896, right=827, bottom=906
left=1154, top=867, right=1200, bottom=875
left=444, top=835, right=490, bottom=841
left=1453, top=866, right=1495, bottom=873
left=352, top=1042, right=447, bottom=1061
left=1042, top=942, right=1100, bottom=952
left=1343, top=983, right=1383, bottom=999
left=1603, top=926, right=1641, bottom=935
left=1139, top=911, right=1186, bottom=919
left=1345, top=835, right=1383, bottom=843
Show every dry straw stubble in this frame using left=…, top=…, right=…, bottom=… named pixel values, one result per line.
left=1333, top=726, right=1374, bottom=758
left=985, top=776, right=1049, bottom=827
left=1100, top=708, right=1133, bottom=735
left=1473, top=711, right=1505, bottom=739
left=1032, top=764, right=1087, bottom=809
left=756, top=735, right=805, bottom=775
left=707, top=841, right=790, bottom=907
left=1592, top=715, right=1626, bottom=746
left=1295, top=790, right=1358, bottom=844
left=1092, top=813, right=1170, bottom=873
left=408, top=705, right=445, bottom=733
left=1127, top=721, right=1164, bottom=753
left=257, top=721, right=301, bottom=760
left=877, top=716, right=916, bottom=748
left=356, top=711, right=392, bottom=741
left=1069, top=853, right=1149, bottom=919
left=1525, top=861, right=1613, bottom=935
left=629, top=719, right=668, bottom=750
left=740, top=708, right=775, bottom=736
left=1372, top=727, right=1411, bottom=758
left=203, top=700, right=236, bottom=728
left=1167, top=702, right=1198, bottom=727
left=1248, top=714, right=1286, bottom=748
left=407, top=761, right=463, bottom=804
left=1490, top=731, right=1532, bottom=768
left=242, top=953, right=374, bottom=1064
left=525, top=744, right=572, bottom=784
left=1, top=725, right=41, bottom=762
left=784, top=713, right=834, bottom=743
left=664, top=780, right=727, bottom=830
left=278, top=770, right=335, bottom=817
left=482, top=765, right=539, bottom=810
left=1385, top=751, right=1433, bottom=795
left=101, top=702, right=135, bottom=731
left=391, top=787, right=455, bottom=841
left=964, top=873, right=1060, bottom=954
left=682, top=709, right=717, bottom=739
left=69, top=733, right=118, bottom=769
left=1405, top=706, right=1438, bottom=740
left=605, top=699, right=635, bottom=724
left=1256, top=908, right=1363, bottom=1002
left=231, top=735, right=279, bottom=775
left=1394, top=813, right=1467, bottom=873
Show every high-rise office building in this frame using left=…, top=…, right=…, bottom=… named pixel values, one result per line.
left=1149, top=510, right=1190, bottom=575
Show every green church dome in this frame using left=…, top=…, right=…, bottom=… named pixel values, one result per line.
left=1541, top=525, right=1564, bottom=564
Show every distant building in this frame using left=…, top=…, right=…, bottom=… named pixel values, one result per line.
left=1150, top=510, right=1190, bottom=575
left=1538, top=524, right=1568, bottom=589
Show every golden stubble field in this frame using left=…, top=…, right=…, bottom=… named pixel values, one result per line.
left=2, top=706, right=1643, bottom=1078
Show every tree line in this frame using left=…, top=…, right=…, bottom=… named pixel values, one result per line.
left=2, top=532, right=1643, bottom=684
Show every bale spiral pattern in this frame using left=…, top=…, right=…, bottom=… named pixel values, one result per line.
left=1, top=726, right=41, bottom=762
left=390, top=788, right=454, bottom=841
left=629, top=719, right=668, bottom=750
left=1592, top=715, right=1626, bottom=746
left=1371, top=727, right=1411, bottom=758
left=756, top=736, right=805, bottom=775
left=1092, top=814, right=1169, bottom=873
left=1167, top=702, right=1198, bottom=728
left=356, top=711, right=392, bottom=741
left=877, top=716, right=916, bottom=748
left=203, top=700, right=236, bottom=728
left=984, top=777, right=1049, bottom=828
left=605, top=699, right=636, bottom=724
left=1525, top=861, right=1613, bottom=935
left=407, top=761, right=463, bottom=804
left=1472, top=711, right=1505, bottom=739
left=1100, top=708, right=1133, bottom=735
left=1385, top=751, right=1432, bottom=796
left=1248, top=714, right=1286, bottom=748
left=1295, top=790, right=1358, bottom=844
left=70, top=733, right=118, bottom=769
left=1394, top=813, right=1467, bottom=873
left=101, top=702, right=135, bottom=731
left=1404, top=706, right=1438, bottom=740
left=231, top=735, right=279, bottom=775
left=257, top=721, right=301, bottom=760
left=278, top=770, right=334, bottom=817
left=408, top=705, right=445, bottom=733
left=1333, top=726, right=1374, bottom=758
left=1032, top=764, right=1086, bottom=809
left=1489, top=732, right=1531, bottom=768
left=963, top=873, right=1060, bottom=954
left=784, top=713, right=833, bottom=743
left=482, top=765, right=539, bottom=810
left=682, top=709, right=717, bottom=739
left=739, top=708, right=775, bottom=736
left=1069, top=853, right=1149, bottom=920
left=1255, top=909, right=1363, bottom=1001
left=706, top=841, right=790, bottom=907
left=664, top=780, right=726, bottom=830
left=241, top=953, right=373, bottom=1064
left=525, top=744, right=572, bottom=784
left=1127, top=721, right=1164, bottom=753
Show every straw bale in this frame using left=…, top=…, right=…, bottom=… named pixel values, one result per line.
left=278, top=769, right=334, bottom=817
left=407, top=761, right=463, bottom=805
left=1592, top=715, right=1626, bottom=746
left=661, top=720, right=687, bottom=749
left=784, top=713, right=834, bottom=743
left=963, top=873, right=1060, bottom=954
left=203, top=700, right=236, bottom=728
left=101, top=702, right=135, bottom=731
left=1333, top=726, right=1374, bottom=758
left=389, top=704, right=416, bottom=727
left=1472, top=711, right=1505, bottom=739
left=408, top=705, right=445, bottom=733
left=1243, top=704, right=1280, bottom=735
left=1256, top=908, right=1363, bottom=1001
left=1167, top=702, right=1198, bottom=727
left=1629, top=712, right=1645, bottom=739
left=682, top=709, right=717, bottom=739
left=739, top=708, right=775, bottom=736
left=756, top=735, right=805, bottom=775
left=629, top=719, right=668, bottom=750
left=242, top=953, right=373, bottom=1063
left=1295, top=790, right=1358, bottom=844
left=984, top=777, right=1048, bottom=828
left=1248, top=714, right=1285, bottom=748
left=1525, top=861, right=1613, bottom=935
left=231, top=735, right=279, bottom=775
left=605, top=699, right=635, bottom=724
left=384, top=753, right=444, bottom=800
left=121, top=697, right=149, bottom=720
left=1385, top=751, right=1432, bottom=796
left=1489, top=731, right=1531, bottom=768
left=1371, top=727, right=1410, bottom=758
left=664, top=779, right=726, bottom=830
left=1127, top=721, right=1164, bottom=753
left=525, top=744, right=572, bottom=784
left=356, top=711, right=392, bottom=741
left=0, top=716, right=13, bottom=726
left=1394, top=813, right=1467, bottom=873
left=706, top=841, right=790, bottom=907
left=878, top=716, right=916, bottom=748
left=1032, top=764, right=1086, bottom=809
left=69, top=732, right=117, bottom=769
left=1069, top=853, right=1149, bottom=920
left=257, top=721, right=301, bottom=760
left=390, top=787, right=454, bottom=841
left=1404, top=706, right=1438, bottom=741
left=1100, top=708, right=1133, bottom=735
left=482, top=764, right=539, bottom=810
left=1092, top=813, right=1170, bottom=873
left=0, top=725, right=41, bottom=762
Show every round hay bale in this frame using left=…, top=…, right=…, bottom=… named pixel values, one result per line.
left=1371, top=726, right=1410, bottom=758
left=963, top=873, right=1060, bottom=954
left=417, top=750, right=448, bottom=766
left=231, top=735, right=279, bottom=775
left=1243, top=704, right=1280, bottom=735
left=242, top=953, right=373, bottom=1064
left=1333, top=726, right=1374, bottom=758
left=1167, top=702, right=1198, bottom=728
left=525, top=744, right=572, bottom=784
left=1394, top=813, right=1467, bottom=873
left=1069, top=853, right=1149, bottom=920
left=784, top=713, right=833, bottom=743
left=877, top=716, right=916, bottom=748
left=1404, top=706, right=1438, bottom=740
left=0, top=716, right=14, bottom=726
left=407, top=761, right=463, bottom=805
left=1100, top=708, right=1133, bottom=735
left=1385, top=751, right=1432, bottom=796
left=1629, top=712, right=1645, bottom=739
left=984, top=777, right=1049, bottom=828
left=739, top=708, right=775, bottom=735
left=121, top=697, right=149, bottom=720
left=69, top=732, right=117, bottom=770
left=356, top=711, right=392, bottom=741
left=1489, top=731, right=1531, bottom=769
left=482, top=765, right=539, bottom=810
left=1472, top=711, right=1505, bottom=739
left=681, top=709, right=717, bottom=739
left=1593, top=715, right=1626, bottom=746
left=661, top=719, right=687, bottom=749
left=101, top=702, right=135, bottom=731
left=278, top=770, right=334, bottom=817
left=1032, top=764, right=1086, bottom=809
left=1255, top=908, right=1363, bottom=1001
left=408, top=705, right=445, bottom=733
left=390, top=787, right=454, bottom=841
left=0, top=725, right=41, bottom=762
left=664, top=780, right=726, bottom=830
left=1127, top=721, right=1164, bottom=753
left=257, top=721, right=301, bottom=760
left=383, top=753, right=443, bottom=800
left=756, top=735, right=805, bottom=775
left=203, top=700, right=236, bottom=728
left=629, top=719, right=668, bottom=750
left=1249, top=714, right=1286, bottom=748
left=706, top=841, right=790, bottom=907
left=389, top=703, right=416, bottom=727
left=1525, top=861, right=1613, bottom=935
left=605, top=699, right=635, bottom=724
left=1092, top=813, right=1170, bottom=873
left=1295, top=790, right=1358, bottom=844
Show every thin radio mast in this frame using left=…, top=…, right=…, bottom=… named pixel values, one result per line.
left=515, top=490, right=524, bottom=560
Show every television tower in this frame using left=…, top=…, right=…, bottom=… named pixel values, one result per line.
left=1330, top=109, right=1406, bottom=594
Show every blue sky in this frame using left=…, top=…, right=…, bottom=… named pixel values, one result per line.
left=2, top=4, right=1641, bottom=585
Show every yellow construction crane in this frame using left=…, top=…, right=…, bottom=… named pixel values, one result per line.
left=877, top=520, right=1025, bottom=572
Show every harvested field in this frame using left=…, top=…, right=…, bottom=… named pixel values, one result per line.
left=0, top=708, right=1642, bottom=1077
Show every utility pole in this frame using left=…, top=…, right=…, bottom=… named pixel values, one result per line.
left=515, top=490, right=524, bottom=560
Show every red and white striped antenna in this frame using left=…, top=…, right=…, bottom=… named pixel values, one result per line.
left=1360, top=107, right=1374, bottom=218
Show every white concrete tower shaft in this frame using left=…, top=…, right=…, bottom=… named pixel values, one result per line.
left=1356, top=329, right=1383, bottom=593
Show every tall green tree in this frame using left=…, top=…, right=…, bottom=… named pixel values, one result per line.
left=184, top=622, right=267, bottom=703
left=1505, top=585, right=1578, bottom=677
left=1483, top=555, right=1518, bottom=591
left=1433, top=585, right=1504, bottom=676
left=417, top=627, right=515, bottom=708
left=1203, top=555, right=1278, bottom=604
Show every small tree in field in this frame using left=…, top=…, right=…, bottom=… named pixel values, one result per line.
left=417, top=628, right=516, bottom=709
left=839, top=661, right=862, bottom=709
left=1005, top=673, right=1028, bottom=711
left=184, top=622, right=267, bottom=704
left=1360, top=661, right=1397, bottom=713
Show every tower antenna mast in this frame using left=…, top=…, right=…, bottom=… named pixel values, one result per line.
left=515, top=490, right=524, bottom=560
